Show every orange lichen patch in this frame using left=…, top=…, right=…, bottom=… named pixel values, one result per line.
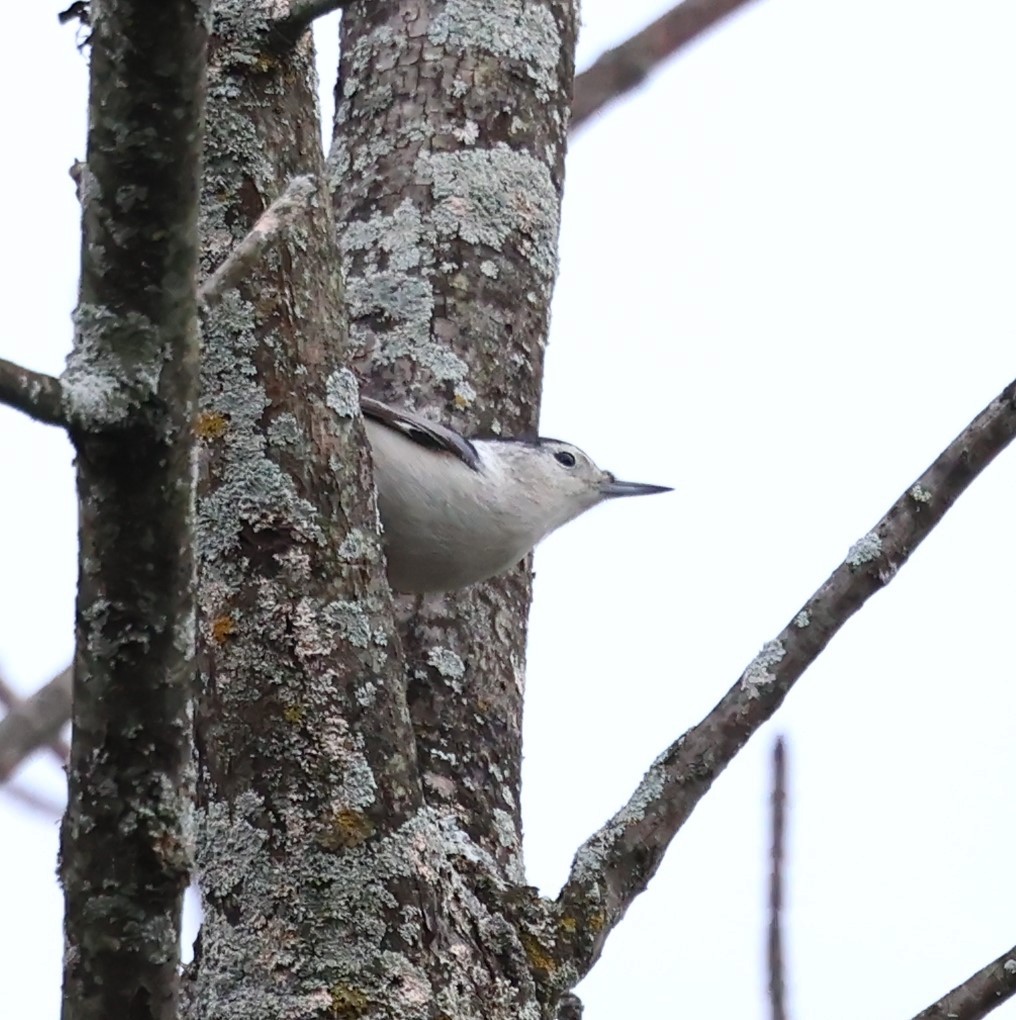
left=520, top=932, right=556, bottom=977
left=253, top=53, right=279, bottom=75
left=210, top=615, right=237, bottom=644
left=319, top=809, right=375, bottom=851
left=282, top=704, right=305, bottom=725
left=195, top=410, right=229, bottom=440
left=328, top=983, right=370, bottom=1018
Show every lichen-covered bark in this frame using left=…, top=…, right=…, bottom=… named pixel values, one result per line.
left=59, top=1, right=208, bottom=1018
left=185, top=2, right=586, bottom=1017
left=332, top=0, right=578, bottom=885
left=186, top=2, right=426, bottom=1017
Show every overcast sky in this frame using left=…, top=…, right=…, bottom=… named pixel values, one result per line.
left=2, top=2, right=1014, bottom=1018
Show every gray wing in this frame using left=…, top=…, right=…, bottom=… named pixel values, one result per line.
left=360, top=396, right=481, bottom=472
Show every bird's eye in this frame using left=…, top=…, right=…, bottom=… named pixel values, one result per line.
left=554, top=450, right=577, bottom=468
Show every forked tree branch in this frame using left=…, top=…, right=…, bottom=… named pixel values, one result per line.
left=912, top=945, right=1016, bottom=1020
left=0, top=358, right=65, bottom=427
left=571, top=0, right=762, bottom=131
left=554, top=376, right=1016, bottom=978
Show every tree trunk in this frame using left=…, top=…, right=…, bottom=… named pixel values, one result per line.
left=185, top=2, right=579, bottom=1018
left=60, top=1, right=207, bottom=1018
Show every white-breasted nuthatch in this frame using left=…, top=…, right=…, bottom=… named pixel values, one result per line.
left=361, top=397, right=672, bottom=593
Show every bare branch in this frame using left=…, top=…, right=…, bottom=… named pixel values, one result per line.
left=199, top=175, right=318, bottom=309
left=767, top=737, right=788, bottom=1020
left=571, top=0, right=762, bottom=131
left=555, top=376, right=1016, bottom=978
left=912, top=945, right=1016, bottom=1020
left=0, top=357, right=64, bottom=427
left=270, top=0, right=344, bottom=51
left=0, top=669, right=71, bottom=775
left=3, top=778, right=65, bottom=817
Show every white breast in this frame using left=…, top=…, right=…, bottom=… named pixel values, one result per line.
left=364, top=420, right=541, bottom=592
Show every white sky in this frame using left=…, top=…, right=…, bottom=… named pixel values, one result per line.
left=2, top=2, right=1014, bottom=1018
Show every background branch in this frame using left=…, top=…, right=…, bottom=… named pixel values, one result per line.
left=0, top=358, right=64, bottom=427
left=571, top=0, right=762, bottom=131
left=912, top=945, right=1016, bottom=1020
left=767, top=736, right=788, bottom=1020
left=1, top=778, right=64, bottom=817
left=0, top=668, right=71, bottom=781
left=554, top=375, right=1016, bottom=979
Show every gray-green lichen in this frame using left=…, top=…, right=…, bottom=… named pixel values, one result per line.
left=197, top=296, right=325, bottom=565
left=793, top=610, right=810, bottom=628
left=81, top=596, right=164, bottom=659
left=292, top=598, right=376, bottom=653
left=428, top=0, right=561, bottom=100
left=324, top=735, right=378, bottom=812
left=63, top=304, right=168, bottom=428
left=491, top=809, right=524, bottom=884
left=426, top=646, right=466, bottom=682
left=173, top=605, right=197, bottom=657
left=909, top=483, right=933, bottom=504
left=354, top=679, right=379, bottom=708
left=194, top=802, right=539, bottom=1020
left=343, top=199, right=425, bottom=272
left=570, top=759, right=666, bottom=885
left=267, top=412, right=303, bottom=447
left=325, top=367, right=361, bottom=418
left=337, top=527, right=380, bottom=565
left=846, top=532, right=882, bottom=567
left=422, top=146, right=560, bottom=280
left=741, top=640, right=786, bottom=698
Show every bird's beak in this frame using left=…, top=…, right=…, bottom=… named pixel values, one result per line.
left=599, top=475, right=673, bottom=498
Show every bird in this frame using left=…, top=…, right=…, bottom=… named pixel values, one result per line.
left=360, top=396, right=672, bottom=593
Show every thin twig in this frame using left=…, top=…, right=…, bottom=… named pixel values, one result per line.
left=554, top=376, right=1016, bottom=980
left=767, top=737, right=788, bottom=1020
left=0, top=357, right=65, bottom=427
left=199, top=175, right=318, bottom=310
left=571, top=0, right=763, bottom=131
left=0, top=667, right=73, bottom=781
left=912, top=945, right=1016, bottom=1020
